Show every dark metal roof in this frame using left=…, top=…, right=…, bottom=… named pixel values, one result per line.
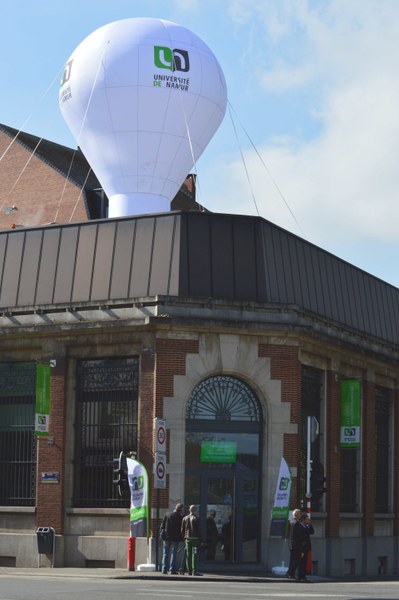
left=0, top=211, right=398, bottom=346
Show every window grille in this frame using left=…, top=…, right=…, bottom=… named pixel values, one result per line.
left=340, top=448, right=358, bottom=512
left=186, top=375, right=261, bottom=422
left=0, top=362, right=36, bottom=506
left=73, top=358, right=139, bottom=508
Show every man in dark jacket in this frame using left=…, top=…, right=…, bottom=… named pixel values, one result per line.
left=297, top=513, right=314, bottom=582
left=289, top=512, right=314, bottom=582
left=161, top=503, right=184, bottom=574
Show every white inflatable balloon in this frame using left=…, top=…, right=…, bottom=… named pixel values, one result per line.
left=59, top=18, right=227, bottom=217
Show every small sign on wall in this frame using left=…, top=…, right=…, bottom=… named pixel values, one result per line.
left=41, top=472, right=59, bottom=484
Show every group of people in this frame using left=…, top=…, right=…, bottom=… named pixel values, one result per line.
left=160, top=503, right=202, bottom=575
left=161, top=503, right=313, bottom=579
left=286, top=508, right=314, bottom=582
left=160, top=504, right=231, bottom=575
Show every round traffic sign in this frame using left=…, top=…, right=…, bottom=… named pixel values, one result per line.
left=156, top=459, right=165, bottom=480
left=157, top=426, right=166, bottom=446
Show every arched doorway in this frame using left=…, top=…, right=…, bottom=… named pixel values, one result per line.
left=185, top=375, right=262, bottom=564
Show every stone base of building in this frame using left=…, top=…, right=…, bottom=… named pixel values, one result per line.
left=1, top=532, right=398, bottom=576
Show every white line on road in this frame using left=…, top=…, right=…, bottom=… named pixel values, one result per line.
left=135, top=589, right=349, bottom=598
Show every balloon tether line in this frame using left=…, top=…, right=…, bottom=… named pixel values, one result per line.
left=227, top=100, right=304, bottom=236
left=0, top=68, right=63, bottom=215
left=55, top=41, right=110, bottom=223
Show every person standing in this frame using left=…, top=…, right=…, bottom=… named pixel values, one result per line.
left=181, top=504, right=202, bottom=575
left=286, top=508, right=302, bottom=578
left=206, top=509, right=219, bottom=560
left=221, top=515, right=232, bottom=560
left=161, top=503, right=184, bottom=574
left=297, top=513, right=314, bottom=582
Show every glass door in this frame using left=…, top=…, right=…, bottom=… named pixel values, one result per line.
left=198, top=469, right=259, bottom=564
left=203, top=473, right=235, bottom=562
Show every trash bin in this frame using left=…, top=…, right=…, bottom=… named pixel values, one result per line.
left=36, top=527, right=55, bottom=554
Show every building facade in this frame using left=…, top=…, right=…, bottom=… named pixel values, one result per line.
left=0, top=208, right=398, bottom=576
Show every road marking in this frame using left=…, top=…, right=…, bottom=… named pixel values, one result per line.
left=135, top=589, right=349, bottom=598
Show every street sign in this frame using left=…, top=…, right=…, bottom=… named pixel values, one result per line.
left=154, top=452, right=166, bottom=489
left=154, top=418, right=167, bottom=453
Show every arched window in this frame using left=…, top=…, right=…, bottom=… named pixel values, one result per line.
left=186, top=375, right=261, bottom=423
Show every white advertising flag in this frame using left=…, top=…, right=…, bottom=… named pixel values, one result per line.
left=270, top=457, right=292, bottom=536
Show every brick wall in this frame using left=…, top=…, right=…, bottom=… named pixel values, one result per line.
left=325, top=370, right=340, bottom=537
left=0, top=131, right=88, bottom=230
left=145, top=338, right=199, bottom=531
left=362, top=380, right=375, bottom=537
left=258, top=344, right=301, bottom=505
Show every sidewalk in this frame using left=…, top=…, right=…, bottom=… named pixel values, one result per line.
left=0, top=566, right=297, bottom=582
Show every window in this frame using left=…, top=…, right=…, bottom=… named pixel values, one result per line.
left=73, top=358, right=139, bottom=508
left=375, top=386, right=392, bottom=513
left=340, top=448, right=358, bottom=512
left=0, top=362, right=36, bottom=506
left=300, top=366, right=324, bottom=512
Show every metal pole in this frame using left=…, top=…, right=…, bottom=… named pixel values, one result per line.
left=155, top=488, right=160, bottom=571
left=51, top=528, right=55, bottom=568
left=306, top=416, right=312, bottom=518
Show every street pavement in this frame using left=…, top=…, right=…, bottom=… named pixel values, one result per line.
left=0, top=566, right=325, bottom=582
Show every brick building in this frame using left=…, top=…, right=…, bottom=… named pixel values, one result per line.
left=0, top=126, right=399, bottom=577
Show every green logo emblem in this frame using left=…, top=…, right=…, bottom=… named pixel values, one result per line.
left=154, top=46, right=190, bottom=72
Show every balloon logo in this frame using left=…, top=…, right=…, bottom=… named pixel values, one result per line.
left=59, top=18, right=227, bottom=217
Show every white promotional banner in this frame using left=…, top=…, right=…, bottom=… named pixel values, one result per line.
left=127, top=457, right=149, bottom=537
left=59, top=17, right=227, bottom=217
left=269, top=457, right=292, bottom=536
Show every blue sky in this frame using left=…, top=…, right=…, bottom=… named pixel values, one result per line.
left=2, top=0, right=399, bottom=286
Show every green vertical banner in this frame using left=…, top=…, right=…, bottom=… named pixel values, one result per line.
left=340, top=380, right=361, bottom=447
left=35, top=363, right=51, bottom=437
left=127, top=457, right=149, bottom=537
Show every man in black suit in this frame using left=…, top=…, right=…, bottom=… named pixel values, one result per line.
left=286, top=508, right=302, bottom=578
left=297, top=513, right=314, bottom=581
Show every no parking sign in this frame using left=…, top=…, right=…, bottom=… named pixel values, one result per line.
left=154, top=452, right=166, bottom=489
left=154, top=418, right=167, bottom=489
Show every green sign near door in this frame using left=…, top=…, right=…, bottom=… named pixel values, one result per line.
left=201, top=441, right=237, bottom=463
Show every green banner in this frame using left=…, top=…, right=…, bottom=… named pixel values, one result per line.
left=35, top=364, right=51, bottom=437
left=340, top=380, right=361, bottom=447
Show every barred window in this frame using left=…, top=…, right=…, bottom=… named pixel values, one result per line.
left=340, top=448, right=358, bottom=512
left=73, top=358, right=139, bottom=508
left=0, top=362, right=36, bottom=506
left=375, top=386, right=392, bottom=513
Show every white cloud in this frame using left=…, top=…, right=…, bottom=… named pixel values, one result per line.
left=201, top=0, right=399, bottom=277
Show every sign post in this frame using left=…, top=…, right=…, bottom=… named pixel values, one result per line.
left=306, top=416, right=319, bottom=517
left=154, top=418, right=167, bottom=571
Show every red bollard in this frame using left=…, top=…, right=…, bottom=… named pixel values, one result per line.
left=127, top=536, right=136, bottom=571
